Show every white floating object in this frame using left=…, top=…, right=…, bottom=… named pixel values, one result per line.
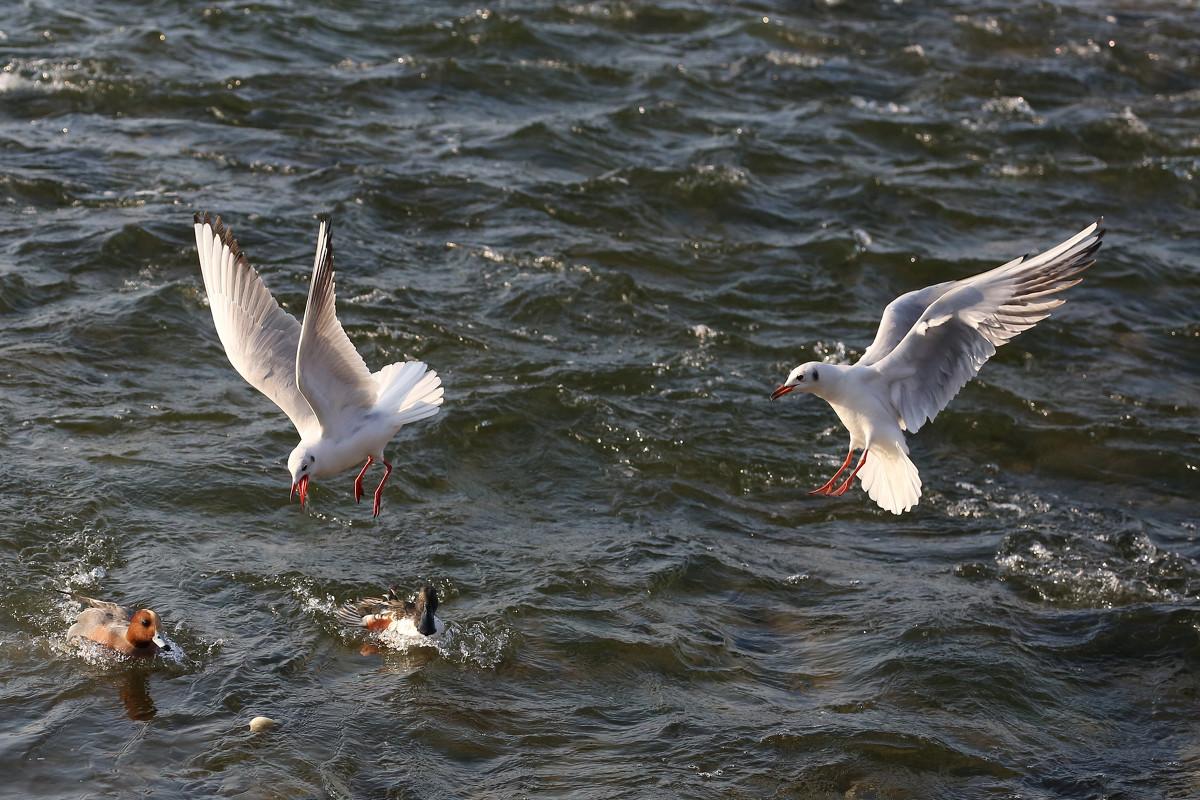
left=249, top=716, right=276, bottom=733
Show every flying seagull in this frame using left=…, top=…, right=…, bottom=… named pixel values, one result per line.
left=193, top=213, right=444, bottom=517
left=771, top=220, right=1103, bottom=514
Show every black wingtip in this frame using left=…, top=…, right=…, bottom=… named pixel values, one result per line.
left=208, top=215, right=243, bottom=259
left=313, top=214, right=333, bottom=257
left=194, top=212, right=253, bottom=267
left=219, top=220, right=238, bottom=254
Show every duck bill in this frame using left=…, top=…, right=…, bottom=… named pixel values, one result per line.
left=152, top=633, right=166, bottom=648
left=770, top=384, right=795, bottom=400
left=291, top=475, right=310, bottom=506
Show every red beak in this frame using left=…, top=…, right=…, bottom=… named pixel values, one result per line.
left=770, top=384, right=794, bottom=400
left=291, top=475, right=310, bottom=507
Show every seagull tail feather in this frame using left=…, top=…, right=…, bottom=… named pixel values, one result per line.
left=374, top=361, right=444, bottom=426
left=858, top=444, right=922, bottom=515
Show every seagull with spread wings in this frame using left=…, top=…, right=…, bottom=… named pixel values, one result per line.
left=771, top=221, right=1103, bottom=514
left=193, top=213, right=444, bottom=517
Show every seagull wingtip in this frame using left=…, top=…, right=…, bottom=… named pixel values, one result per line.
left=193, top=212, right=247, bottom=259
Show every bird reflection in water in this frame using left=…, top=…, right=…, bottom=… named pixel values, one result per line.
left=118, top=671, right=156, bottom=721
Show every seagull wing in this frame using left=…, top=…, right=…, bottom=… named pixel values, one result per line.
left=871, top=220, right=1103, bottom=434
left=194, top=213, right=319, bottom=439
left=294, top=215, right=376, bottom=434
left=856, top=280, right=956, bottom=367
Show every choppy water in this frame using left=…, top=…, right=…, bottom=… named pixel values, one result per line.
left=1, top=1, right=1198, bottom=797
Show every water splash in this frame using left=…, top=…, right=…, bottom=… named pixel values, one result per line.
left=996, top=529, right=1200, bottom=608
left=365, top=620, right=514, bottom=669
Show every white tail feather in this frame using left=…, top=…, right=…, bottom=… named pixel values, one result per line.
left=373, top=361, right=444, bottom=426
left=858, top=444, right=922, bottom=515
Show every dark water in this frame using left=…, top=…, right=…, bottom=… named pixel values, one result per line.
left=1, top=1, right=1198, bottom=797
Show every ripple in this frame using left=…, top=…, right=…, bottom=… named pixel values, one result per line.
left=1, top=0, right=1198, bottom=795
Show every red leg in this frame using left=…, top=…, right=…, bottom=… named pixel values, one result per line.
left=372, top=460, right=393, bottom=518
left=810, top=448, right=856, bottom=496
left=353, top=456, right=374, bottom=503
left=831, top=450, right=868, bottom=496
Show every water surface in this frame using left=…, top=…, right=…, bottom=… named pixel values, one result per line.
left=1, top=1, right=1199, bottom=797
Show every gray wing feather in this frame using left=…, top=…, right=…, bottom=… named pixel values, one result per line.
left=872, top=221, right=1103, bottom=433
left=295, top=216, right=377, bottom=433
left=857, top=280, right=957, bottom=366
left=334, top=602, right=372, bottom=628
left=60, top=590, right=129, bottom=620
left=334, top=595, right=412, bottom=628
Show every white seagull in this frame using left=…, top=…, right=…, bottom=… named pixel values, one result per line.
left=771, top=220, right=1103, bottom=514
left=193, top=212, right=444, bottom=517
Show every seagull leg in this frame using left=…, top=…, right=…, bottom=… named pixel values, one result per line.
left=810, top=448, right=857, bottom=495
left=831, top=450, right=868, bottom=497
left=372, top=460, right=393, bottom=518
left=353, top=457, right=374, bottom=504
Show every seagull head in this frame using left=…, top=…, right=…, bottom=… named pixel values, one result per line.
left=288, top=446, right=317, bottom=507
left=771, top=362, right=827, bottom=400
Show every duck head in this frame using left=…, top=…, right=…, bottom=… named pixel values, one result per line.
left=411, top=586, right=439, bottom=636
left=126, top=609, right=166, bottom=652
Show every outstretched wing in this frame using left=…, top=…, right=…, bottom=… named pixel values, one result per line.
left=295, top=216, right=376, bottom=434
left=193, top=213, right=319, bottom=439
left=857, top=280, right=956, bottom=367
left=334, top=594, right=411, bottom=628
left=872, top=220, right=1103, bottom=433
left=334, top=597, right=384, bottom=628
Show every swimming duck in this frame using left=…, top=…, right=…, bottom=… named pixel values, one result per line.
left=63, top=592, right=167, bottom=658
left=336, top=585, right=444, bottom=638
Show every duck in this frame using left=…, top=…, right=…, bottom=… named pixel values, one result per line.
left=336, top=585, right=444, bottom=639
left=63, top=592, right=167, bottom=658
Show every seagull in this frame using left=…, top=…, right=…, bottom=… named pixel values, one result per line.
left=771, top=220, right=1103, bottom=514
left=193, top=213, right=444, bottom=517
